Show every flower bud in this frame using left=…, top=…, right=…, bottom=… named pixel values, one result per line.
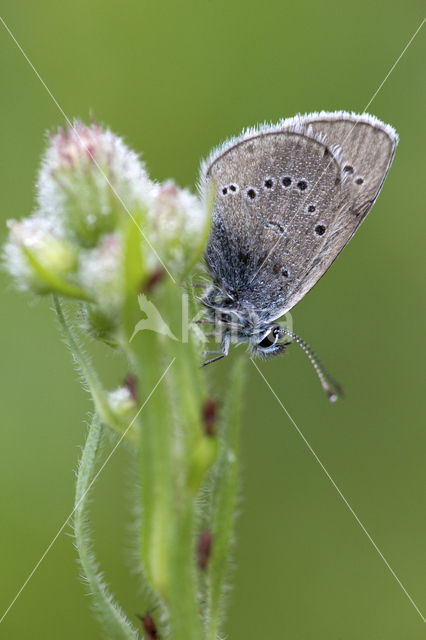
left=38, top=121, right=153, bottom=247
left=79, top=233, right=123, bottom=320
left=147, top=180, right=206, bottom=274
left=4, top=217, right=78, bottom=295
left=107, top=385, right=137, bottom=420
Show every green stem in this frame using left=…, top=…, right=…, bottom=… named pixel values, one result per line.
left=74, top=413, right=139, bottom=640
left=135, top=333, right=174, bottom=598
left=53, top=295, right=137, bottom=445
left=206, top=355, right=246, bottom=640
left=168, top=498, right=202, bottom=640
left=129, top=278, right=209, bottom=640
left=158, top=280, right=215, bottom=640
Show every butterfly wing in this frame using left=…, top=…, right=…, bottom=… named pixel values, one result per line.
left=303, top=112, right=398, bottom=218
left=202, top=112, right=397, bottom=319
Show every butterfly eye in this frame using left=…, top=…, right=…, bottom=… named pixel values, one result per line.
left=257, top=326, right=280, bottom=349
left=257, top=331, right=275, bottom=349
left=253, top=325, right=287, bottom=358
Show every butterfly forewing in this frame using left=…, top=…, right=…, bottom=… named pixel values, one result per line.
left=203, top=112, right=398, bottom=319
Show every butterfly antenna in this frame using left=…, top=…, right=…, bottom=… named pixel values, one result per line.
left=279, top=328, right=344, bottom=402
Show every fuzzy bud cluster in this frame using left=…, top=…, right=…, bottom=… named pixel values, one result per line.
left=4, top=121, right=207, bottom=340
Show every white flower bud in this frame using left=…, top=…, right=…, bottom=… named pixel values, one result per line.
left=38, top=121, right=153, bottom=247
left=108, top=385, right=137, bottom=420
left=147, top=180, right=206, bottom=273
left=79, top=234, right=123, bottom=317
left=4, top=216, right=78, bottom=294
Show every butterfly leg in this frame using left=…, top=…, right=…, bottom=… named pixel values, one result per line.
left=201, top=331, right=230, bottom=367
left=202, top=354, right=226, bottom=366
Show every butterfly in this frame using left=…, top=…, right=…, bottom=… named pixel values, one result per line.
left=198, top=112, right=398, bottom=400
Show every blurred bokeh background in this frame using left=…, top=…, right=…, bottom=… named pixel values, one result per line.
left=1, top=1, right=425, bottom=638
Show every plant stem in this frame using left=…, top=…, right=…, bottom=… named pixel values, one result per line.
left=53, top=295, right=137, bottom=444
left=129, top=278, right=212, bottom=640
left=136, top=331, right=175, bottom=599
left=74, top=413, right=138, bottom=640
left=205, top=355, right=246, bottom=640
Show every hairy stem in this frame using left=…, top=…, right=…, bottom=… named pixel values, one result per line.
left=53, top=295, right=137, bottom=444
left=206, top=355, right=245, bottom=640
left=129, top=278, right=214, bottom=640
left=74, top=413, right=139, bottom=640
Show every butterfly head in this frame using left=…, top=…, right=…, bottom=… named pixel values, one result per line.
left=199, top=287, right=290, bottom=357
left=199, top=288, right=343, bottom=402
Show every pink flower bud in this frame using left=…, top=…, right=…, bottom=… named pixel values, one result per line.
left=38, top=121, right=153, bottom=247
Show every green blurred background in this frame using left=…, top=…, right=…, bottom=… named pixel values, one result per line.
left=1, top=1, right=425, bottom=638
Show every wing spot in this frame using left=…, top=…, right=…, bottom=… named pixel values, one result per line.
left=297, top=180, right=308, bottom=191
left=229, top=184, right=237, bottom=192
left=238, top=250, right=250, bottom=265
left=323, top=147, right=330, bottom=157
left=273, top=265, right=289, bottom=277
left=282, top=176, right=292, bottom=187
left=221, top=187, right=228, bottom=195
left=315, top=224, right=326, bottom=236
left=247, top=188, right=256, bottom=200
left=355, top=177, right=364, bottom=185
left=307, top=204, right=316, bottom=213
left=344, top=165, right=354, bottom=174
left=264, top=178, right=274, bottom=189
